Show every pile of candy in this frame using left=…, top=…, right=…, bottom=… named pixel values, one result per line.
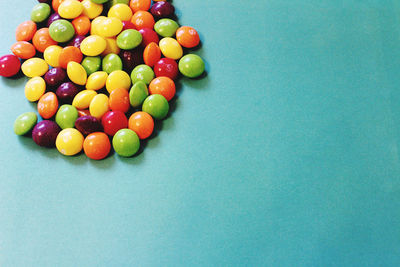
left=0, top=0, right=205, bottom=160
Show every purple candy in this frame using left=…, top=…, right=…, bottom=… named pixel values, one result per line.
left=75, top=116, right=103, bottom=136
left=67, top=35, right=86, bottom=49
left=120, top=48, right=143, bottom=73
left=44, top=67, right=66, bottom=88
left=56, top=82, right=80, bottom=104
left=38, top=0, right=51, bottom=3
left=47, top=13, right=61, bottom=28
left=32, top=120, right=60, bottom=147
left=150, top=2, right=175, bottom=19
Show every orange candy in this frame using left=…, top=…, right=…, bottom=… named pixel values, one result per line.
left=59, top=46, right=83, bottom=69
left=149, top=76, right=176, bottom=101
left=38, top=92, right=59, bottom=119
left=143, top=42, right=161, bottom=67
left=129, top=0, right=151, bottom=13
left=15, top=21, right=37, bottom=42
left=83, top=132, right=111, bottom=160
left=176, top=26, right=200, bottom=48
left=109, top=88, right=130, bottom=113
left=72, top=15, right=91, bottom=36
left=52, top=0, right=65, bottom=13
left=32, top=28, right=58, bottom=53
left=11, top=41, right=36, bottom=59
left=131, top=11, right=155, bottom=30
left=128, top=111, right=154, bottom=139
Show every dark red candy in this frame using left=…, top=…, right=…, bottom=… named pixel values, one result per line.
left=56, top=82, right=80, bottom=104
left=75, top=115, right=103, bottom=136
left=67, top=35, right=86, bottom=49
left=101, top=111, right=128, bottom=136
left=139, top=28, right=159, bottom=47
left=154, top=58, right=179, bottom=80
left=0, top=54, right=21, bottom=77
left=122, top=21, right=136, bottom=31
left=44, top=67, right=66, bottom=87
left=150, top=2, right=175, bottom=19
left=47, top=13, right=61, bottom=28
left=120, top=48, right=143, bottom=73
left=32, top=120, right=60, bottom=147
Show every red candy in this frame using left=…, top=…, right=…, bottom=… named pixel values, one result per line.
left=101, top=111, right=128, bottom=136
left=0, top=55, right=21, bottom=77
left=154, top=58, right=179, bottom=80
left=139, top=28, right=159, bottom=47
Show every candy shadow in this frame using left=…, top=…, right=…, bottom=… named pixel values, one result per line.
left=88, top=150, right=117, bottom=169
left=1, top=71, right=27, bottom=88
left=17, top=135, right=62, bottom=160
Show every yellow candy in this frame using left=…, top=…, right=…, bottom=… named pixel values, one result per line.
left=25, top=77, right=46, bottom=102
left=58, top=0, right=83, bottom=19
left=96, top=17, right=123, bottom=38
left=101, top=37, right=120, bottom=57
left=89, top=94, right=109, bottom=119
left=159, top=37, right=183, bottom=60
left=67, top=62, right=87, bottom=86
left=81, top=0, right=103, bottom=19
left=106, top=70, right=131, bottom=93
left=86, top=71, right=108, bottom=90
left=90, top=16, right=107, bottom=35
left=80, top=35, right=107, bottom=56
left=72, top=90, right=97, bottom=109
left=108, top=4, right=133, bottom=21
left=56, top=128, right=84, bottom=156
left=43, top=45, right=63, bottom=67
left=21, top=58, right=49, bottom=78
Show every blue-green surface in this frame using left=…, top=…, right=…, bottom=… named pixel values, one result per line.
left=1, top=0, right=400, bottom=266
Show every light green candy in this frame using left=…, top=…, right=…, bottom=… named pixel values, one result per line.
left=14, top=112, right=38, bottom=135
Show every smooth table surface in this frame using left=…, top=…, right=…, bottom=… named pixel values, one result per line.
left=1, top=0, right=400, bottom=266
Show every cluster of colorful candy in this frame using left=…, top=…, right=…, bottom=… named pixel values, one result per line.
left=1, top=0, right=205, bottom=160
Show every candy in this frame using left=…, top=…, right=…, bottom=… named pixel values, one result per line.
left=89, top=94, right=109, bottom=119
left=106, top=70, right=131, bottom=93
left=176, top=26, right=200, bottom=48
left=129, top=81, right=148, bottom=108
left=32, top=28, right=58, bottom=53
left=130, top=64, right=154, bottom=84
left=72, top=89, right=97, bottom=109
left=59, top=47, right=83, bottom=69
left=67, top=61, right=87, bottom=85
left=150, top=1, right=175, bottom=19
left=80, top=35, right=107, bottom=56
left=15, top=21, right=37, bottom=42
left=47, top=12, right=61, bottom=27
left=55, top=104, right=79, bottom=129
left=179, top=54, right=205, bottom=78
left=0, top=55, right=21, bottom=77
left=21, top=58, right=48, bottom=77
left=108, top=4, right=133, bottom=21
left=116, top=29, right=142, bottom=50
left=139, top=28, right=159, bottom=47
left=56, top=82, right=80, bottom=104
left=81, top=56, right=101, bottom=75
left=102, top=53, right=123, bottom=73
left=52, top=0, right=64, bottom=13
left=44, top=67, right=66, bottom=87
left=120, top=49, right=143, bottom=72
left=81, top=0, right=103, bottom=19
left=72, top=15, right=91, bottom=36
left=25, top=77, right=46, bottom=102
left=142, top=94, right=169, bottom=120
left=49, top=19, right=75, bottom=43
left=143, top=42, right=161, bottom=67
left=43, top=45, right=63, bottom=67
left=75, top=115, right=103, bottom=135
left=96, top=17, right=123, bottom=38
left=56, top=128, right=84, bottom=156
left=32, top=120, right=60, bottom=147
left=58, top=0, right=83, bottom=19
left=31, top=3, right=51, bottom=23
left=102, top=111, right=128, bottom=136
left=154, top=19, right=179, bottom=38
left=149, top=76, right=175, bottom=101
left=131, top=11, right=155, bottom=30
left=86, top=71, right=108, bottom=90
left=109, top=88, right=130, bottom=113
left=83, top=132, right=111, bottom=160
left=90, top=0, right=109, bottom=4
left=38, top=92, right=59, bottom=119
left=11, top=41, right=36, bottom=60
left=14, top=112, right=38, bottom=136
left=112, top=128, right=140, bottom=157
left=128, top=111, right=154, bottom=139
left=159, top=37, right=183, bottom=60
left=130, top=0, right=151, bottom=13
left=68, top=35, right=86, bottom=49
left=108, top=0, right=130, bottom=8
left=101, top=37, right=121, bottom=57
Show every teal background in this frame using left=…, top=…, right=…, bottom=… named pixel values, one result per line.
left=1, top=0, right=400, bottom=266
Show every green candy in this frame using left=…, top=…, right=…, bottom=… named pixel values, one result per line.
left=13, top=112, right=38, bottom=136
left=112, top=129, right=140, bottom=157
left=102, top=53, right=123, bottom=74
left=31, top=3, right=51, bottom=23
left=106, top=0, right=129, bottom=8
left=142, top=94, right=169, bottom=120
left=91, top=0, right=109, bottom=4
left=154, top=19, right=179, bottom=38
left=116, top=29, right=142, bottom=50
left=82, top=56, right=101, bottom=76
left=129, top=81, right=148, bottom=108
left=130, top=64, right=154, bottom=85
left=49, top=20, right=75, bottom=43
left=178, top=54, right=205, bottom=78
left=55, top=105, right=78, bottom=129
